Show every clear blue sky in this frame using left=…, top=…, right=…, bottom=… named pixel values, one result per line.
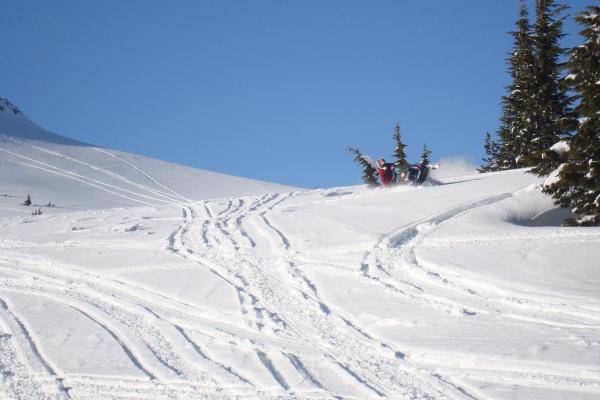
left=1, top=0, right=587, bottom=188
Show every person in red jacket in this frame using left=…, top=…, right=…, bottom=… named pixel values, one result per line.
left=376, top=158, right=396, bottom=187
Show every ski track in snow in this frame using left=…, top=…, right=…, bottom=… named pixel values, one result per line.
left=1, top=142, right=599, bottom=398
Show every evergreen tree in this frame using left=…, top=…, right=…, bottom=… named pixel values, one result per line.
left=529, top=0, right=576, bottom=175
left=420, top=143, right=431, bottom=165
left=347, top=146, right=379, bottom=187
left=543, top=6, right=600, bottom=226
left=496, top=0, right=537, bottom=169
left=391, top=123, right=409, bottom=175
left=479, top=132, right=501, bottom=172
left=23, top=193, right=31, bottom=206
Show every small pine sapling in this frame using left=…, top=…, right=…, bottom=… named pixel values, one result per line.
left=420, top=143, right=431, bottom=165
left=23, top=193, right=32, bottom=206
left=347, top=146, right=379, bottom=187
left=391, top=123, right=409, bottom=176
left=479, top=132, right=501, bottom=172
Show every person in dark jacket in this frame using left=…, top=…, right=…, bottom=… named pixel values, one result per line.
left=376, top=158, right=396, bottom=187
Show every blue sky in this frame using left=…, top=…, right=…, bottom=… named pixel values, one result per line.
left=1, top=0, right=587, bottom=188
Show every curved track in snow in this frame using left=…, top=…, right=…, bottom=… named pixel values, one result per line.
left=1, top=143, right=599, bottom=399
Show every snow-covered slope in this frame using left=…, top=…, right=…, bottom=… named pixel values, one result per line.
left=0, top=98, right=296, bottom=217
left=1, top=155, right=599, bottom=399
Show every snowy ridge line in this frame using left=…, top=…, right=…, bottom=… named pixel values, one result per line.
left=0, top=296, right=71, bottom=399
left=0, top=134, right=188, bottom=204
left=92, top=147, right=190, bottom=202
left=0, top=140, right=188, bottom=206
left=0, top=147, right=187, bottom=207
left=26, top=142, right=185, bottom=204
left=171, top=196, right=479, bottom=400
left=12, top=159, right=156, bottom=207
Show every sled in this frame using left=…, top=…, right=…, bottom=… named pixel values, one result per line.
left=399, top=163, right=440, bottom=185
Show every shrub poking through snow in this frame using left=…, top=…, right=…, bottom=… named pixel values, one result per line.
left=542, top=6, right=600, bottom=226
left=347, top=146, right=379, bottom=187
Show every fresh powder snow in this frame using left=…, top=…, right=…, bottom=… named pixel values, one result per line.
left=1, top=101, right=599, bottom=399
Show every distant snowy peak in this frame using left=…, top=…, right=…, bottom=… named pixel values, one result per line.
left=0, top=96, right=84, bottom=145
left=0, top=97, right=28, bottom=120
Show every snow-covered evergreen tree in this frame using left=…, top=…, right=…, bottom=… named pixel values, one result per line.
left=479, top=132, right=501, bottom=172
left=23, top=193, right=31, bottom=206
left=347, top=146, right=379, bottom=187
left=543, top=6, right=600, bottom=226
left=496, top=0, right=538, bottom=170
left=420, top=143, right=431, bottom=165
left=391, top=123, right=408, bottom=175
left=529, top=0, right=576, bottom=175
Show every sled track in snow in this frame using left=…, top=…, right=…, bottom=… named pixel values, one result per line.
left=162, top=191, right=485, bottom=400
left=361, top=190, right=600, bottom=329
left=3, top=140, right=598, bottom=398
left=0, top=139, right=189, bottom=207
left=356, top=189, right=600, bottom=391
left=0, top=296, right=71, bottom=399
left=0, top=142, right=343, bottom=398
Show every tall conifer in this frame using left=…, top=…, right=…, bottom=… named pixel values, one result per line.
left=496, top=0, right=537, bottom=169
left=420, top=143, right=431, bottom=165
left=529, top=0, right=576, bottom=175
left=479, top=132, right=501, bottom=172
left=543, top=6, right=600, bottom=226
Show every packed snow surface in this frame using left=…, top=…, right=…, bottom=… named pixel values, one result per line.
left=0, top=106, right=295, bottom=217
left=1, top=105, right=599, bottom=399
